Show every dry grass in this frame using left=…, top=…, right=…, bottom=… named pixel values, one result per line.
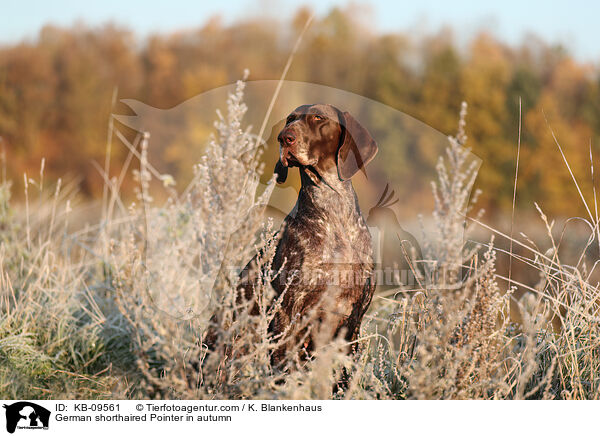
left=1, top=80, right=599, bottom=400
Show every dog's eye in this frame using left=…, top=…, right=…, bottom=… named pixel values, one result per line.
left=313, top=115, right=324, bottom=121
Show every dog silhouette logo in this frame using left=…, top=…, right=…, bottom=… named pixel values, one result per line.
left=2, top=402, right=50, bottom=433
left=366, top=183, right=424, bottom=288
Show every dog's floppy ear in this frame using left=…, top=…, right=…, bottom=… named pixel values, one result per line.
left=337, top=111, right=378, bottom=181
left=274, top=159, right=288, bottom=184
left=271, top=119, right=288, bottom=184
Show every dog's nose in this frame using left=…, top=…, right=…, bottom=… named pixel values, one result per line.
left=278, top=130, right=296, bottom=146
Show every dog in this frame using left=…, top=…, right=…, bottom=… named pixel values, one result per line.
left=236, top=103, right=378, bottom=366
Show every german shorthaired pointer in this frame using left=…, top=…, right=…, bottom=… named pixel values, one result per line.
left=238, top=103, right=378, bottom=365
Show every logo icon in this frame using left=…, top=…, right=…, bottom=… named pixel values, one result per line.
left=2, top=402, right=50, bottom=434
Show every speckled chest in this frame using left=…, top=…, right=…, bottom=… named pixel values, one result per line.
left=271, top=181, right=374, bottom=299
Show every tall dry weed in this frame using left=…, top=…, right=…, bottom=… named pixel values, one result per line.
left=1, top=78, right=599, bottom=399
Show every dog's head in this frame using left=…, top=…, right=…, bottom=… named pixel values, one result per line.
left=274, top=104, right=378, bottom=184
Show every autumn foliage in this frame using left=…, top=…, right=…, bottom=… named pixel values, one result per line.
left=1, top=6, right=599, bottom=217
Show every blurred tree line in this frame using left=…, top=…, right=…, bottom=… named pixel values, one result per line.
left=1, top=6, right=599, bottom=217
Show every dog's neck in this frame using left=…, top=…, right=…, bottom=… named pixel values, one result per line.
left=296, top=168, right=361, bottom=218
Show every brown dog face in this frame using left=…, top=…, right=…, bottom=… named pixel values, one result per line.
left=274, top=104, right=378, bottom=184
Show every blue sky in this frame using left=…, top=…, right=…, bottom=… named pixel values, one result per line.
left=3, top=0, right=599, bottom=62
